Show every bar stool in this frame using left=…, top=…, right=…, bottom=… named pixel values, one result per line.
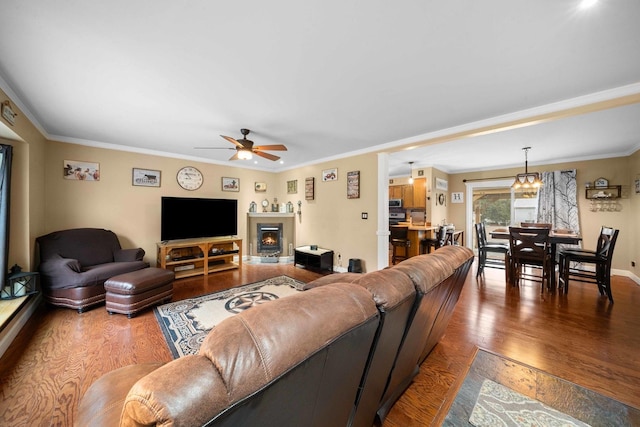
left=390, top=226, right=410, bottom=264
left=420, top=226, right=447, bottom=254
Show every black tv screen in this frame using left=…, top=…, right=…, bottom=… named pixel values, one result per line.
left=161, top=197, right=238, bottom=241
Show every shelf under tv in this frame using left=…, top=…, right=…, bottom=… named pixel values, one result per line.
left=156, top=237, right=243, bottom=279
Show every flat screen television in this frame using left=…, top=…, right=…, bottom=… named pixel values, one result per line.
left=161, top=197, right=237, bottom=241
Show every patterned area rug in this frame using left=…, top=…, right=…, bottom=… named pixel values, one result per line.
left=442, top=348, right=640, bottom=426
left=154, top=275, right=305, bottom=358
left=469, top=379, right=590, bottom=426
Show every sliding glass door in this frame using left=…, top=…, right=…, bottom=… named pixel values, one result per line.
left=465, top=179, right=539, bottom=252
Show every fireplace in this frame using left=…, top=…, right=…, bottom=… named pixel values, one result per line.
left=257, top=223, right=283, bottom=254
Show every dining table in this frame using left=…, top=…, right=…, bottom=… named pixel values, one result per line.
left=489, top=228, right=582, bottom=289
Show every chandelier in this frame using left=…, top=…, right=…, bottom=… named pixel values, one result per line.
left=512, top=147, right=543, bottom=190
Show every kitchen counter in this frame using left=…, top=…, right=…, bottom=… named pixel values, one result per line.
left=391, top=224, right=437, bottom=257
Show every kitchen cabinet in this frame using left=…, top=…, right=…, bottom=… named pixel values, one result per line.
left=388, top=177, right=426, bottom=209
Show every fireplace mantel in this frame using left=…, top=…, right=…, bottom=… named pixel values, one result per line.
left=248, top=213, right=295, bottom=218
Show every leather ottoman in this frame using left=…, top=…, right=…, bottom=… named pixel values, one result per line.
left=105, top=268, right=174, bottom=318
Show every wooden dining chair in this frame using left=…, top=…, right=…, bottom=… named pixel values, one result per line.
left=558, top=226, right=619, bottom=303
left=390, top=226, right=411, bottom=264
left=474, top=223, right=509, bottom=278
left=508, top=227, right=552, bottom=292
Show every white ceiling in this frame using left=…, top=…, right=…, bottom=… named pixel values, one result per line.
left=1, top=1, right=639, bottom=176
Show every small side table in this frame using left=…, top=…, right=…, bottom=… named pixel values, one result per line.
left=294, top=246, right=334, bottom=272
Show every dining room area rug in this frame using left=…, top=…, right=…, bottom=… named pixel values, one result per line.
left=441, top=348, right=640, bottom=426
left=154, top=275, right=305, bottom=358
left=469, top=379, right=590, bottom=426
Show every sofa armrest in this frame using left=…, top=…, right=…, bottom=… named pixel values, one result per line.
left=114, top=248, right=145, bottom=262
left=40, top=254, right=82, bottom=274
left=77, top=362, right=163, bottom=427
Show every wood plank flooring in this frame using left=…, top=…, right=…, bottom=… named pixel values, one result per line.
left=0, top=262, right=638, bottom=426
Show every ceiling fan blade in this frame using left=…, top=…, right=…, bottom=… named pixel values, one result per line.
left=221, top=135, right=244, bottom=148
left=228, top=152, right=240, bottom=161
left=194, top=147, right=233, bottom=150
left=254, top=151, right=280, bottom=161
left=253, top=144, right=288, bottom=151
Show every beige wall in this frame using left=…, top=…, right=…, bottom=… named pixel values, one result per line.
left=277, top=153, right=379, bottom=272
left=43, top=141, right=278, bottom=266
left=0, top=87, right=47, bottom=272
left=42, top=142, right=381, bottom=271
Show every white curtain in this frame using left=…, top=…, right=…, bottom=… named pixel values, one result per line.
left=537, top=169, right=581, bottom=249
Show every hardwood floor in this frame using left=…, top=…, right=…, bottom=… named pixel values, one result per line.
left=0, top=262, right=638, bottom=426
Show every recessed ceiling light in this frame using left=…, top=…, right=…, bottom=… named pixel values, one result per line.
left=579, top=0, right=598, bottom=10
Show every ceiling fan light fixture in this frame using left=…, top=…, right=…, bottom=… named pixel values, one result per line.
left=512, top=147, right=543, bottom=190
left=237, top=149, right=253, bottom=160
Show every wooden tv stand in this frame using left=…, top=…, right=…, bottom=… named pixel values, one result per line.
left=156, top=237, right=242, bottom=279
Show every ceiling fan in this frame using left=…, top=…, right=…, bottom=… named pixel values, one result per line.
left=195, top=128, right=287, bottom=161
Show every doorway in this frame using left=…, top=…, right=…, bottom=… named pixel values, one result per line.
left=465, top=179, right=539, bottom=252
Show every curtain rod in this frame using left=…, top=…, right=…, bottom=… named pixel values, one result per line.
left=462, top=176, right=514, bottom=183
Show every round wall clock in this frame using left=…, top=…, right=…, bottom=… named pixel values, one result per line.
left=176, top=166, right=203, bottom=190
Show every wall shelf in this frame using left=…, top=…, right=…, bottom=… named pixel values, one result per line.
left=585, top=186, right=621, bottom=200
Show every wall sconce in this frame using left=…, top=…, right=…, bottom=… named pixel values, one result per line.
left=297, top=200, right=302, bottom=217
left=1, top=265, right=38, bottom=300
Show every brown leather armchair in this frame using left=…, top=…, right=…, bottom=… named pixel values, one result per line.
left=36, top=228, right=149, bottom=312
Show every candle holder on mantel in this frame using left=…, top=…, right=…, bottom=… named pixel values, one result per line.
left=1, top=264, right=39, bottom=300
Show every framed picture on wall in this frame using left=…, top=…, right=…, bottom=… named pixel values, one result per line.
left=222, top=177, right=240, bottom=192
left=305, top=177, right=315, bottom=200
left=435, top=177, right=448, bottom=191
left=63, top=160, right=100, bottom=181
left=347, top=170, right=360, bottom=199
left=287, top=180, right=297, bottom=194
left=322, top=168, right=338, bottom=182
left=132, top=168, right=161, bottom=187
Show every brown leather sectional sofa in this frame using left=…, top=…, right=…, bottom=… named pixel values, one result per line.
left=77, top=245, right=473, bottom=426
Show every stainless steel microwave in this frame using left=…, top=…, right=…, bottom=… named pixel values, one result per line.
left=389, top=199, right=402, bottom=208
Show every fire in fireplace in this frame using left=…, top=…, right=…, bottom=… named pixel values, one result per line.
left=257, top=223, right=283, bottom=254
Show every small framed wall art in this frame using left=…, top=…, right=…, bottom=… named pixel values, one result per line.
left=64, top=160, right=100, bottom=181
left=435, top=177, right=448, bottom=191
left=305, top=177, right=315, bottom=200
left=287, top=179, right=297, bottom=194
left=255, top=182, right=267, bottom=192
left=451, top=192, right=464, bottom=203
left=132, top=168, right=161, bottom=187
left=347, top=170, right=360, bottom=199
left=222, top=177, right=240, bottom=192
left=322, top=168, right=338, bottom=182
